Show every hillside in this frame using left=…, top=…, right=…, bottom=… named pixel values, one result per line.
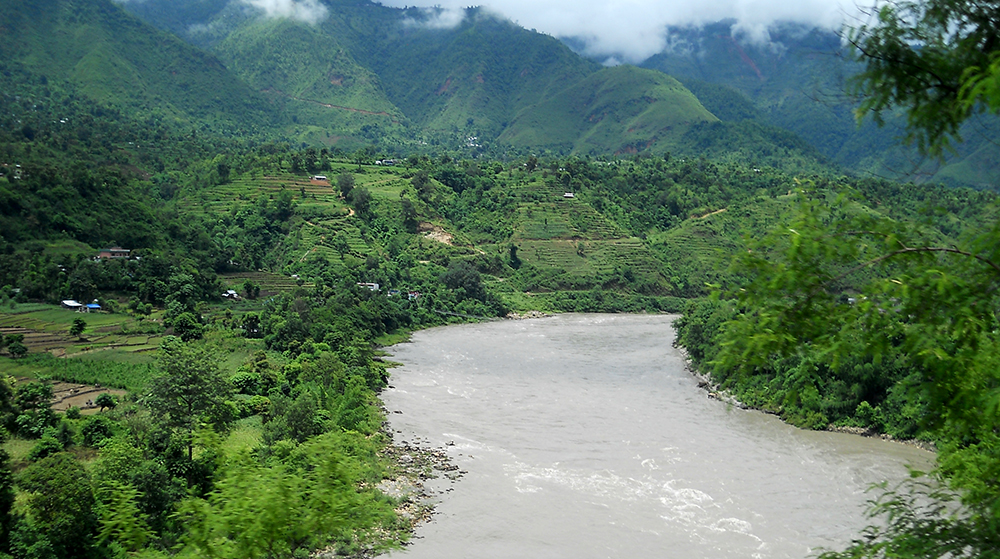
left=637, top=21, right=1000, bottom=189
left=213, top=15, right=410, bottom=147
left=499, top=65, right=717, bottom=154
left=0, top=0, right=275, bottom=134
left=115, top=0, right=831, bottom=163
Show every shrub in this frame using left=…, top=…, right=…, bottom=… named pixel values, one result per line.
left=28, top=435, right=64, bottom=461
left=81, top=416, right=114, bottom=447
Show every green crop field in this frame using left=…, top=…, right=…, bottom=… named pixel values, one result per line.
left=220, top=271, right=312, bottom=295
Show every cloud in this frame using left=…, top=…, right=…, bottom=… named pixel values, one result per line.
left=401, top=7, right=467, bottom=30
left=378, top=0, right=863, bottom=62
left=236, top=0, right=329, bottom=25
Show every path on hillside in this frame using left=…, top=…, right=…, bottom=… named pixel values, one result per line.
left=261, top=89, right=402, bottom=124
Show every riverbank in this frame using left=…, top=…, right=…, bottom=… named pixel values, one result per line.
left=684, top=358, right=937, bottom=452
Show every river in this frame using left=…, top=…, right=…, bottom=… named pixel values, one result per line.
left=381, top=314, right=933, bottom=559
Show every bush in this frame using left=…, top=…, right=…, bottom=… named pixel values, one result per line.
left=229, top=372, right=261, bottom=395
left=81, top=416, right=114, bottom=447
left=28, top=435, right=64, bottom=461
left=14, top=412, right=53, bottom=439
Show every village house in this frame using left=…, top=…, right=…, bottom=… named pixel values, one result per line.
left=97, top=247, right=130, bottom=259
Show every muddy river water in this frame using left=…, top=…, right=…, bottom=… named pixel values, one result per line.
left=382, top=314, right=933, bottom=559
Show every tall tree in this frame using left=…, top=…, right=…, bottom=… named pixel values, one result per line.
left=145, top=338, right=233, bottom=459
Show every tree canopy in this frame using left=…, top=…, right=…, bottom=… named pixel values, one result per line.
left=848, top=0, right=1000, bottom=157
left=685, top=3, right=1000, bottom=555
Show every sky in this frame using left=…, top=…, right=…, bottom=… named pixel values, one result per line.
left=378, top=0, right=869, bottom=63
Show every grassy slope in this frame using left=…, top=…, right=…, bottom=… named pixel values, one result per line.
left=190, top=162, right=681, bottom=298
left=359, top=10, right=600, bottom=140
left=500, top=65, right=718, bottom=155
left=213, top=16, right=410, bottom=147
left=0, top=0, right=274, bottom=132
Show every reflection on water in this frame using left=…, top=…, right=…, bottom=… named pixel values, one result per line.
left=383, top=314, right=933, bottom=559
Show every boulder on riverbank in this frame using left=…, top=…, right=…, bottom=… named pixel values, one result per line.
left=505, top=310, right=551, bottom=320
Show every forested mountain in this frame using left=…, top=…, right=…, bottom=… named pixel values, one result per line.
left=109, top=0, right=833, bottom=161
left=0, top=0, right=275, bottom=135
left=637, top=21, right=1000, bottom=189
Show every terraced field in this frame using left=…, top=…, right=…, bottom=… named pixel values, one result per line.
left=220, top=271, right=312, bottom=296
left=0, top=306, right=164, bottom=357
left=517, top=238, right=666, bottom=279
left=177, top=173, right=343, bottom=217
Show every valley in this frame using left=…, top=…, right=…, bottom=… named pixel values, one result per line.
left=0, top=0, right=998, bottom=558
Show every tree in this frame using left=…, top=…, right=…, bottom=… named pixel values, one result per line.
left=94, top=393, right=117, bottom=412
left=848, top=0, right=1000, bottom=157
left=145, top=339, right=233, bottom=459
left=174, top=435, right=388, bottom=559
left=0, top=432, right=14, bottom=551
left=172, top=312, right=204, bottom=342
left=242, top=279, right=260, bottom=300
left=400, top=198, right=418, bottom=233
left=349, top=187, right=371, bottom=216
left=14, top=382, right=54, bottom=438
left=81, top=416, right=114, bottom=447
left=17, top=453, right=98, bottom=558
left=96, top=481, right=153, bottom=553
left=713, top=188, right=1000, bottom=557
left=336, top=172, right=355, bottom=198
left=702, top=6, right=1000, bottom=555
left=526, top=155, right=538, bottom=172
left=6, top=333, right=27, bottom=358
left=441, top=260, right=485, bottom=302
left=69, top=317, right=86, bottom=339
left=411, top=170, right=432, bottom=201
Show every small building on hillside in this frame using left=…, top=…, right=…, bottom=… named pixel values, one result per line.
left=97, top=247, right=130, bottom=259
left=222, top=289, right=240, bottom=300
left=61, top=300, right=83, bottom=310
left=357, top=282, right=380, bottom=291
left=86, top=303, right=101, bottom=312
left=563, top=192, right=575, bottom=199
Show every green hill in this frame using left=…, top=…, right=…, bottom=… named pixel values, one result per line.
left=0, top=0, right=274, bottom=133
left=116, top=1, right=750, bottom=157
left=638, top=21, right=1000, bottom=189
left=500, top=65, right=717, bottom=154
left=213, top=16, right=410, bottom=148
left=354, top=8, right=599, bottom=141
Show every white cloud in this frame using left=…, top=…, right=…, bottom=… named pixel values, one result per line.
left=378, top=0, right=864, bottom=62
left=237, top=0, right=329, bottom=25
left=402, top=7, right=467, bottom=30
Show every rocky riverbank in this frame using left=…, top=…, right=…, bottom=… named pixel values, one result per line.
left=312, top=424, right=466, bottom=558
left=505, top=310, right=551, bottom=320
